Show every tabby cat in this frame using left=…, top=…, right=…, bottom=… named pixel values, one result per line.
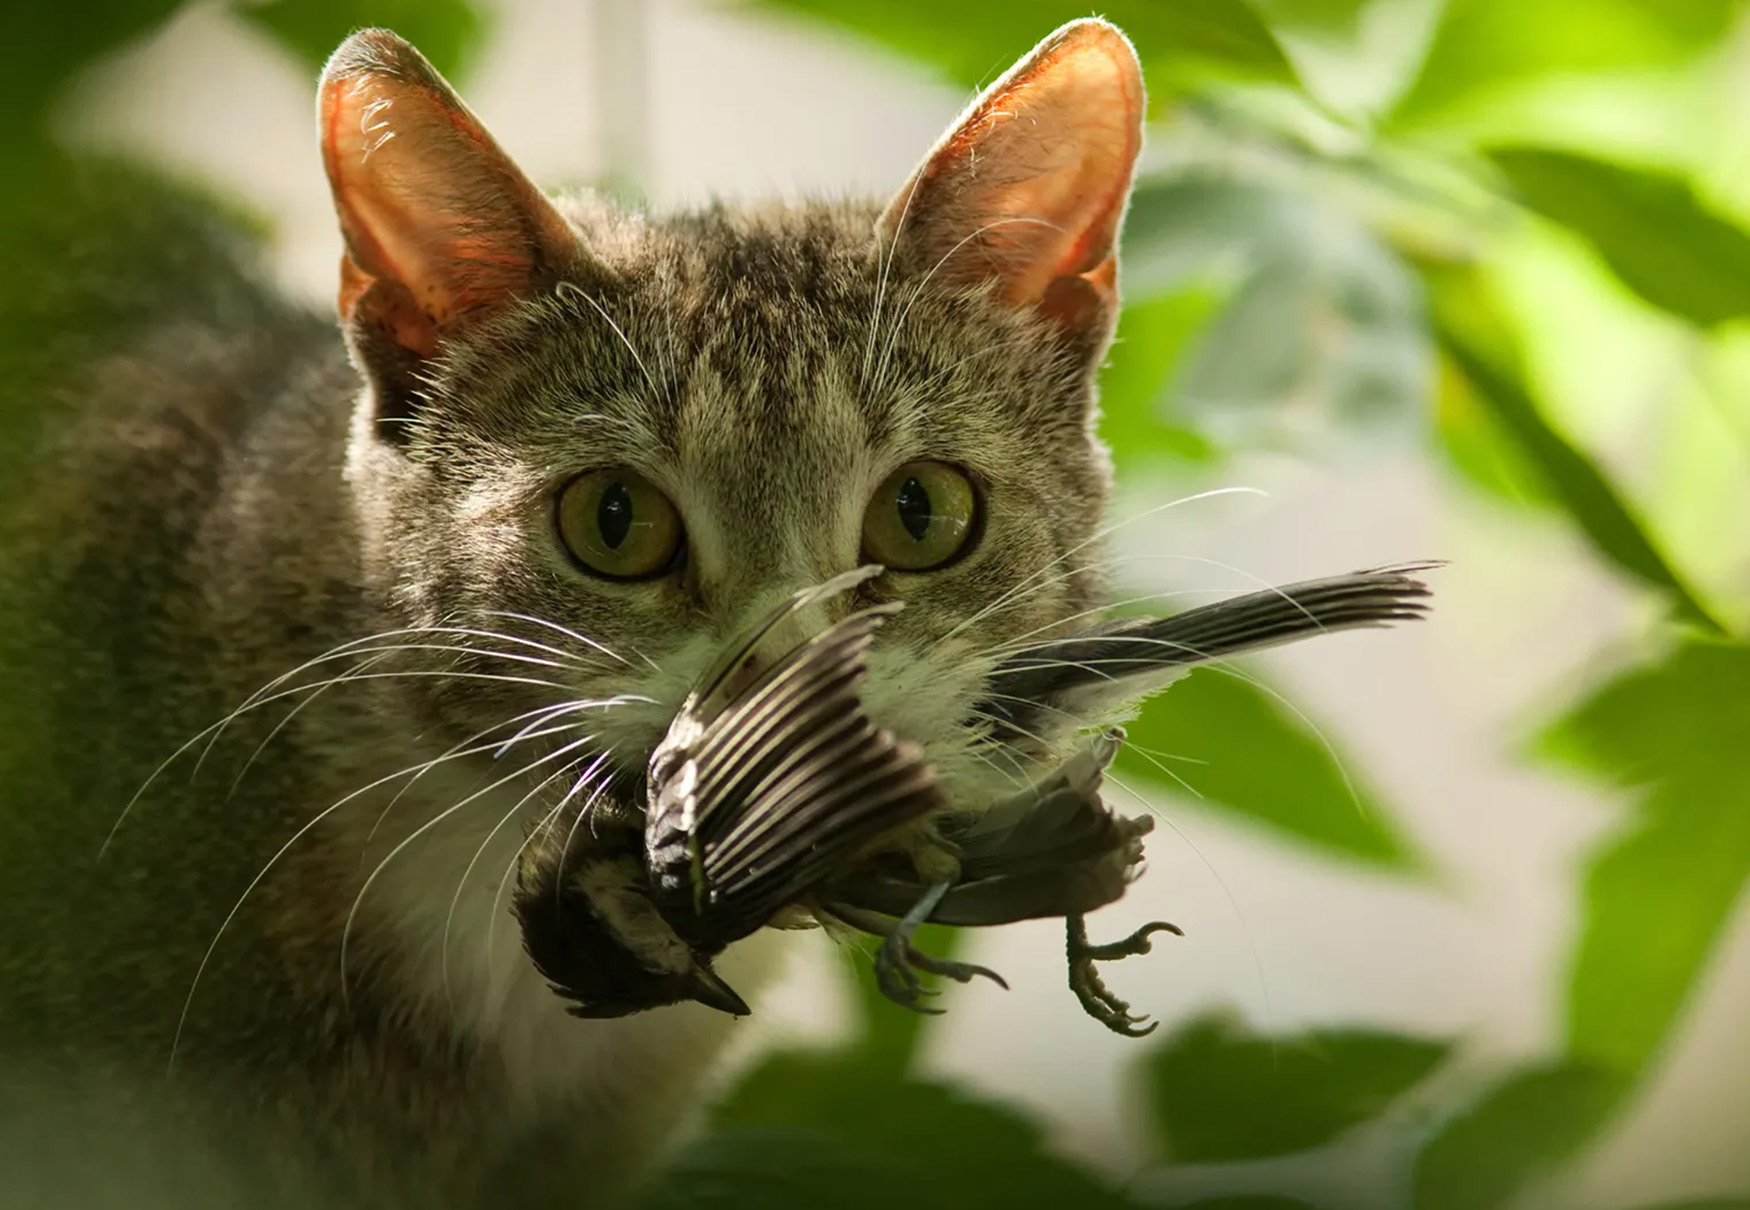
left=0, top=17, right=1425, bottom=1209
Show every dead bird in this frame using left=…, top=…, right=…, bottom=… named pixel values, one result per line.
left=516, top=562, right=1433, bottom=1036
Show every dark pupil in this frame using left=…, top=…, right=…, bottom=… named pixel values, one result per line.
left=896, top=476, right=932, bottom=542
left=598, top=482, right=634, bottom=549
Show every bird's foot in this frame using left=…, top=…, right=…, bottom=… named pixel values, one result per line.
left=865, top=882, right=1009, bottom=1014
left=1066, top=913, right=1181, bottom=1037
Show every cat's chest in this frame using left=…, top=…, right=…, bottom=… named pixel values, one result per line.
left=356, top=765, right=776, bottom=1125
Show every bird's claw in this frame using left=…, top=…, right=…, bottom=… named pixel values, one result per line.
left=869, top=882, right=1008, bottom=1015
left=1066, top=913, right=1180, bottom=1038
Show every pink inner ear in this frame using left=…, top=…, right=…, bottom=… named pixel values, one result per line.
left=318, top=31, right=575, bottom=352
left=882, top=20, right=1144, bottom=320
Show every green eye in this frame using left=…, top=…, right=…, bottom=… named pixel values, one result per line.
left=861, top=461, right=978, bottom=571
left=557, top=469, right=683, bottom=580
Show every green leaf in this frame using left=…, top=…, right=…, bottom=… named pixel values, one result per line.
left=1616, top=1202, right=1750, bottom=1210
left=1114, top=667, right=1419, bottom=869
left=1101, top=291, right=1228, bottom=475
left=633, top=1125, right=937, bottom=1210
left=1391, top=0, right=1738, bottom=126
left=1244, top=0, right=1406, bottom=114
left=0, top=0, right=183, bottom=148
left=1424, top=264, right=1724, bottom=633
left=1122, top=173, right=1430, bottom=454
left=1412, top=1062, right=1628, bottom=1210
left=1432, top=353, right=1557, bottom=510
left=1248, top=0, right=1371, bottom=40
left=1145, top=1011, right=1450, bottom=1163
left=1175, top=1199, right=1329, bottom=1210
left=1487, top=148, right=1750, bottom=329
left=711, top=1053, right=1137, bottom=1210
left=242, top=0, right=488, bottom=79
left=1543, top=639, right=1750, bottom=1073
left=742, top=0, right=1297, bottom=94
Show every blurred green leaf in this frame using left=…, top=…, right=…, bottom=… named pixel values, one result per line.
left=1488, top=148, right=1750, bottom=328
left=1249, top=0, right=1371, bottom=39
left=1391, top=0, right=1738, bottom=126
left=1123, top=174, right=1285, bottom=294
left=1617, top=1202, right=1750, bottom=1210
left=241, top=0, right=487, bottom=79
left=743, top=0, right=1297, bottom=93
left=1102, top=291, right=1228, bottom=474
left=697, top=921, right=1136, bottom=1210
left=637, top=911, right=1131, bottom=1209
left=710, top=1053, right=1137, bottom=1210
left=1115, top=668, right=1419, bottom=869
left=1413, top=1062, right=1628, bottom=1210
left=634, top=1125, right=934, bottom=1210
left=0, top=0, right=183, bottom=148
left=1123, top=173, right=1430, bottom=452
left=1425, top=265, right=1724, bottom=633
left=1175, top=1199, right=1329, bottom=1210
left=1432, top=352, right=1557, bottom=510
left=1543, top=639, right=1750, bottom=1073
left=1146, top=1011, right=1450, bottom=1163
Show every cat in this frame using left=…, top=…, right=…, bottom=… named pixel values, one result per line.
left=0, top=15, right=1421, bottom=1210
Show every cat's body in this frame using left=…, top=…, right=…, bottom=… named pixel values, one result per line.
left=0, top=186, right=764, bottom=1207
left=0, top=21, right=1145, bottom=1208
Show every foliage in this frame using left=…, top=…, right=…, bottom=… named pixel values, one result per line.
left=7, top=0, right=1750, bottom=1208
left=1146, top=1012, right=1450, bottom=1163
left=1113, top=668, right=1418, bottom=869
left=241, top=0, right=486, bottom=78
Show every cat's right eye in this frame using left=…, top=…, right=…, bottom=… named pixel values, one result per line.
left=861, top=460, right=979, bottom=571
left=557, top=469, right=684, bottom=580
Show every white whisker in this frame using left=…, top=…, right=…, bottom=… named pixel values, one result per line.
left=359, top=704, right=605, bottom=855
left=556, top=282, right=661, bottom=401
left=477, top=610, right=648, bottom=670
left=871, top=214, right=1063, bottom=394
left=166, top=699, right=612, bottom=1068
left=928, top=487, right=1268, bottom=655
left=105, top=652, right=576, bottom=859
left=863, top=168, right=926, bottom=389
left=493, top=694, right=652, bottom=758
left=338, top=734, right=607, bottom=1008
left=439, top=741, right=605, bottom=1012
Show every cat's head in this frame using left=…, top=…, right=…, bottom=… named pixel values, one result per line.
left=318, top=21, right=1144, bottom=818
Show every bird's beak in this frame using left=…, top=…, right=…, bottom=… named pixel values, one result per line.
left=685, top=966, right=752, bottom=1017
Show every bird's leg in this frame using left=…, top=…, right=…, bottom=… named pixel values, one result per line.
left=1065, top=913, right=1181, bottom=1038
left=830, top=883, right=1008, bottom=1015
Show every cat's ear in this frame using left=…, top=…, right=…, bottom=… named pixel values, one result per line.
left=318, top=30, right=582, bottom=427
left=877, top=19, right=1144, bottom=346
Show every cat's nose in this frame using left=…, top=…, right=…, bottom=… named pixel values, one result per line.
left=703, top=564, right=884, bottom=692
left=706, top=561, right=869, bottom=643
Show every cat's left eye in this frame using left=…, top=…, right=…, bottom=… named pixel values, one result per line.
left=556, top=469, right=684, bottom=580
left=861, top=461, right=979, bottom=572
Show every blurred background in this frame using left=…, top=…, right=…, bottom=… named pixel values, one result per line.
left=6, top=1, right=1750, bottom=1208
